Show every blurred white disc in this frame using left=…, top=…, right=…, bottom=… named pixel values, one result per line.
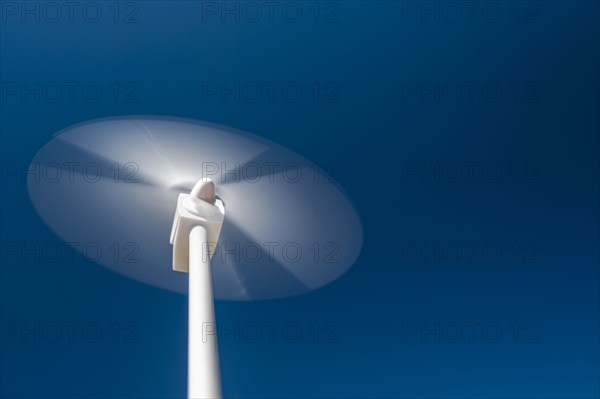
left=28, top=117, right=363, bottom=300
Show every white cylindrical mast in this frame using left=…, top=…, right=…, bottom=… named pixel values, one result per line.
left=188, top=225, right=221, bottom=399
left=171, top=178, right=224, bottom=398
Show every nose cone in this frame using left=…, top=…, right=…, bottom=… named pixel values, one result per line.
left=190, top=178, right=216, bottom=203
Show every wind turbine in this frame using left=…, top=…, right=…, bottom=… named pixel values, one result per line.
left=28, top=117, right=363, bottom=398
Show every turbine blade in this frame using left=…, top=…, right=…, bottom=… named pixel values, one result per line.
left=219, top=148, right=301, bottom=185
left=212, top=219, right=311, bottom=300
left=42, top=138, right=167, bottom=188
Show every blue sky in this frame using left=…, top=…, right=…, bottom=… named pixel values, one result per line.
left=1, top=1, right=599, bottom=398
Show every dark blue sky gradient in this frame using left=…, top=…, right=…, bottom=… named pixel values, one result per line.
left=1, top=1, right=598, bottom=398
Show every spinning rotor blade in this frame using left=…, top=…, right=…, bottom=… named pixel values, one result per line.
left=29, top=117, right=362, bottom=300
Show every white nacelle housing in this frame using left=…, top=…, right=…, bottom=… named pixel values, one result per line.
left=170, top=190, right=225, bottom=273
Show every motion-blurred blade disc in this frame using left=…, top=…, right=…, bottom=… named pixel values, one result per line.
left=28, top=116, right=363, bottom=300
